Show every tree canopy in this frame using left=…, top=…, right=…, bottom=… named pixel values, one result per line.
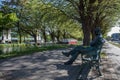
left=42, top=0, right=120, bottom=45
left=0, top=0, right=120, bottom=45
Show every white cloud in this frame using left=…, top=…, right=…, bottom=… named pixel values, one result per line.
left=107, top=26, right=120, bottom=36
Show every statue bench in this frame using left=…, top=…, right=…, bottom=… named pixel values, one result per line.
left=77, top=44, right=103, bottom=80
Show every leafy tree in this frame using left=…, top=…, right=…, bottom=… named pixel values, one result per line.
left=17, top=0, right=48, bottom=44
left=0, top=4, right=18, bottom=43
left=42, top=0, right=120, bottom=45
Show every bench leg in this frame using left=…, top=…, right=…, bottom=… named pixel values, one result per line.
left=97, top=66, right=102, bottom=76
left=96, top=61, right=102, bottom=76
left=77, top=62, right=91, bottom=80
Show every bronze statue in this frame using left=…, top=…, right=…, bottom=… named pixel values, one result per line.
left=62, top=27, right=105, bottom=65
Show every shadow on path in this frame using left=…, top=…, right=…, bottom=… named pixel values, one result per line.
left=0, top=49, right=82, bottom=80
left=54, top=64, right=81, bottom=80
left=1, top=43, right=118, bottom=80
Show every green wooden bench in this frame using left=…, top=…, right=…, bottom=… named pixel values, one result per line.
left=77, top=44, right=103, bottom=80
left=82, top=44, right=103, bottom=75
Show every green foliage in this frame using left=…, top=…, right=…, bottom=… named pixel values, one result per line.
left=0, top=43, right=26, bottom=48
left=0, top=2, right=19, bottom=30
left=9, top=13, right=19, bottom=22
left=2, top=0, right=120, bottom=45
left=0, top=0, right=83, bottom=43
left=58, top=1, right=120, bottom=44
left=101, top=52, right=107, bottom=58
left=16, top=0, right=82, bottom=42
left=43, top=0, right=120, bottom=36
left=0, top=12, right=18, bottom=29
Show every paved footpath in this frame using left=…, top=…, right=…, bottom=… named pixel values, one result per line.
left=87, top=42, right=120, bottom=80
left=102, top=42, right=120, bottom=80
left=0, top=47, right=82, bottom=80
left=0, top=42, right=120, bottom=80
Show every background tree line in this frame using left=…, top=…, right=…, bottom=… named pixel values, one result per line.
left=42, top=0, right=120, bottom=45
left=0, top=0, right=82, bottom=44
left=0, top=0, right=120, bottom=45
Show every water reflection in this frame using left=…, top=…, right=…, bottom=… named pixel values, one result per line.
left=0, top=50, right=2, bottom=54
left=0, top=46, right=27, bottom=54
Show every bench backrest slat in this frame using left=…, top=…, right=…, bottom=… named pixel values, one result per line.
left=82, top=44, right=103, bottom=61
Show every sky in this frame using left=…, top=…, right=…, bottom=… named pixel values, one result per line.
left=0, top=0, right=3, bottom=5
left=0, top=0, right=4, bottom=4
left=107, top=26, right=120, bottom=36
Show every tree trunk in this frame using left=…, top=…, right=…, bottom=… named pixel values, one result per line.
left=1, top=30, right=5, bottom=43
left=33, top=34, right=37, bottom=45
left=91, top=26, right=96, bottom=40
left=7, top=29, right=11, bottom=42
left=80, top=16, right=91, bottom=46
left=1, top=25, right=5, bottom=43
left=43, top=31, right=47, bottom=43
left=78, top=0, right=106, bottom=45
left=63, top=29, right=67, bottom=39
left=78, top=0, right=92, bottom=46
left=91, top=30, right=95, bottom=40
left=82, top=25, right=91, bottom=46
left=50, top=32, right=55, bottom=43
left=56, top=30, right=60, bottom=42
left=17, top=22, right=22, bottom=43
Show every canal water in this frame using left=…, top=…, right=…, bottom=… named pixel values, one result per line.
left=0, top=46, right=29, bottom=54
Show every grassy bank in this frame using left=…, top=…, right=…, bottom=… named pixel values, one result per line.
left=0, top=44, right=74, bottom=59
left=0, top=43, right=23, bottom=47
left=109, top=41, right=120, bottom=47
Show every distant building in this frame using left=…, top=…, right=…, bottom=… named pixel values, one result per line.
left=0, top=29, right=11, bottom=43
left=0, top=29, right=43, bottom=43
left=111, top=33, right=120, bottom=41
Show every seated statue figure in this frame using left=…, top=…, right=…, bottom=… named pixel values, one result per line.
left=62, top=27, right=105, bottom=65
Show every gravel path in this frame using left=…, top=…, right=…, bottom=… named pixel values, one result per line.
left=0, top=48, right=82, bottom=80
left=0, top=42, right=120, bottom=80
left=103, top=42, right=120, bottom=80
